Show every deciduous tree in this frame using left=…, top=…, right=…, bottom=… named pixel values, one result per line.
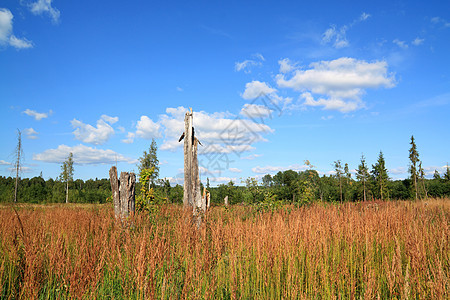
left=60, top=152, right=74, bottom=203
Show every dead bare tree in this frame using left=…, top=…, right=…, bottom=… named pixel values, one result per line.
left=14, top=129, right=23, bottom=203
left=179, top=108, right=208, bottom=226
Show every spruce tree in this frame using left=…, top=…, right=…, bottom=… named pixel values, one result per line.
left=356, top=154, right=369, bottom=201
left=371, top=151, right=389, bottom=200
left=409, top=135, right=419, bottom=200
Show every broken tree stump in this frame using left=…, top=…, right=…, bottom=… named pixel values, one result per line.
left=109, top=166, right=136, bottom=219
left=180, top=108, right=208, bottom=226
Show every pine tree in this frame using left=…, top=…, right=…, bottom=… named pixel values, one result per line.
left=356, top=154, right=369, bottom=201
left=60, top=152, right=74, bottom=203
left=371, top=151, right=389, bottom=200
left=433, top=170, right=441, bottom=180
left=334, top=160, right=343, bottom=202
left=138, top=138, right=160, bottom=185
left=445, top=163, right=450, bottom=181
left=409, top=135, right=419, bottom=200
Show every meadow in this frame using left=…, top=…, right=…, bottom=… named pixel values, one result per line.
left=0, top=199, right=448, bottom=299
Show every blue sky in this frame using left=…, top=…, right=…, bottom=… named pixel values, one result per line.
left=1, top=0, right=449, bottom=185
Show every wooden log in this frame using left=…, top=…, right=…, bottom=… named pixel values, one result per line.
left=109, top=166, right=120, bottom=218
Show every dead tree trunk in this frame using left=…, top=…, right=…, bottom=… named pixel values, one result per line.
left=183, top=110, right=193, bottom=207
left=109, top=166, right=120, bottom=218
left=181, top=108, right=207, bottom=226
left=109, top=166, right=136, bottom=219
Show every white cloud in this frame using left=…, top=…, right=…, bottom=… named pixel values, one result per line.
left=252, top=163, right=309, bottom=174
left=23, top=109, right=52, bottom=120
left=209, top=177, right=237, bottom=183
left=412, top=37, right=424, bottom=46
left=322, top=25, right=349, bottom=48
left=29, top=0, right=60, bottom=23
left=121, top=132, right=135, bottom=144
left=33, top=144, right=135, bottom=165
left=71, top=115, right=117, bottom=145
left=359, top=12, right=371, bottom=21
left=322, top=12, right=371, bottom=49
left=235, top=60, right=261, bottom=73
left=136, top=115, right=162, bottom=139
left=301, top=92, right=361, bottom=113
left=241, top=154, right=262, bottom=160
left=0, top=9, right=33, bottom=49
left=241, top=81, right=276, bottom=100
left=100, top=114, right=118, bottom=124
left=390, top=166, right=407, bottom=175
left=159, top=106, right=273, bottom=152
left=229, top=167, right=242, bottom=173
left=235, top=53, right=265, bottom=73
left=276, top=57, right=395, bottom=112
left=0, top=160, right=11, bottom=165
left=278, top=58, right=298, bottom=74
left=431, top=16, right=450, bottom=28
left=393, top=39, right=408, bottom=49
left=9, top=35, right=33, bottom=49
left=24, top=127, right=39, bottom=139
left=176, top=86, right=183, bottom=92
left=240, top=104, right=273, bottom=119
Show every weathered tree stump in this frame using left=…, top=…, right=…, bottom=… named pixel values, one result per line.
left=109, top=166, right=136, bottom=219
left=180, top=108, right=208, bottom=227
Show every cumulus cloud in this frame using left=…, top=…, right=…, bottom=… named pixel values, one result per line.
left=278, top=58, right=298, bottom=74
left=23, top=109, right=52, bottom=120
left=29, top=0, right=60, bottom=23
left=322, top=12, right=370, bottom=49
left=121, top=132, right=135, bottom=144
left=240, top=104, right=273, bottom=119
left=276, top=57, right=395, bottom=112
left=252, top=163, right=309, bottom=174
left=71, top=115, right=117, bottom=145
left=159, top=106, right=273, bottom=153
left=33, top=144, right=135, bottom=165
left=0, top=9, right=33, bottom=49
left=24, top=127, right=39, bottom=139
left=229, top=167, right=242, bottom=173
left=241, top=81, right=277, bottom=100
left=136, top=115, right=162, bottom=139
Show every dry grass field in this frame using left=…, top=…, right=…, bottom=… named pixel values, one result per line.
left=0, top=199, right=448, bottom=299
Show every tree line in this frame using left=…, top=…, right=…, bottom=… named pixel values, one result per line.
left=2, top=136, right=449, bottom=205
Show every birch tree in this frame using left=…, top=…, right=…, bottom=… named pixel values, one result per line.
left=61, top=152, right=74, bottom=203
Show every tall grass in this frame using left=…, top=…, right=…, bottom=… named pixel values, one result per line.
left=0, top=200, right=448, bottom=299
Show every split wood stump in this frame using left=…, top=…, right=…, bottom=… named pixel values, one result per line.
left=109, top=166, right=136, bottom=219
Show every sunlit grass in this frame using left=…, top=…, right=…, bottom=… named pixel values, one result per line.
left=0, top=199, right=448, bottom=298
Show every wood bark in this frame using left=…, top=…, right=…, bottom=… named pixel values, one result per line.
left=109, top=166, right=135, bottom=219
left=183, top=110, right=193, bottom=207
left=109, top=166, right=120, bottom=218
left=119, top=172, right=136, bottom=218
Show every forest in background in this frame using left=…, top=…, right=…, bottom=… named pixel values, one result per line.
left=2, top=136, right=449, bottom=205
